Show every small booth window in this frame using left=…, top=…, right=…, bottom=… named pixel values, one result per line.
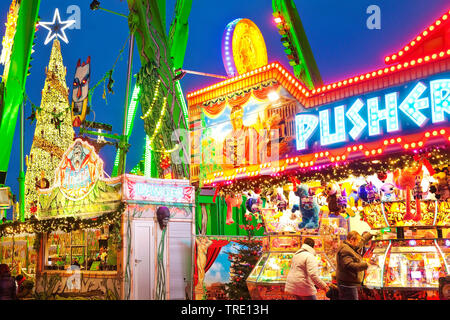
left=0, top=235, right=37, bottom=276
left=44, top=226, right=118, bottom=271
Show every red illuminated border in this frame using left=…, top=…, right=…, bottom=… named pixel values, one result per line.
left=385, top=10, right=450, bottom=64
left=202, top=128, right=449, bottom=186
left=187, top=49, right=450, bottom=105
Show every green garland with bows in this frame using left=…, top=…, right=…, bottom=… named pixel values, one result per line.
left=0, top=202, right=125, bottom=237
left=218, top=146, right=449, bottom=196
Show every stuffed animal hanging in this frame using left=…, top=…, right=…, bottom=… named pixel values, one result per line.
left=225, top=193, right=243, bottom=225
left=429, top=170, right=450, bottom=201
left=358, top=181, right=380, bottom=204
left=244, top=191, right=263, bottom=223
left=292, top=184, right=320, bottom=229
left=344, top=181, right=360, bottom=217
left=245, top=191, right=262, bottom=214
left=271, top=187, right=287, bottom=212
left=337, top=189, right=347, bottom=208
left=325, top=182, right=343, bottom=216
left=380, top=182, right=397, bottom=201
left=394, top=166, right=422, bottom=221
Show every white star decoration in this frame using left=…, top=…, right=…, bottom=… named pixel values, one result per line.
left=39, top=8, right=75, bottom=45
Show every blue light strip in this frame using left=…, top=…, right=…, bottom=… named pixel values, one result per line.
left=430, top=79, right=450, bottom=123
left=222, top=18, right=241, bottom=77
left=368, top=96, right=399, bottom=136
left=319, top=106, right=346, bottom=145
left=398, top=82, right=428, bottom=127
left=295, top=114, right=318, bottom=150
left=346, top=98, right=366, bottom=140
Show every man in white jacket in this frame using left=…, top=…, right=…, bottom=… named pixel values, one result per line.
left=285, top=238, right=329, bottom=300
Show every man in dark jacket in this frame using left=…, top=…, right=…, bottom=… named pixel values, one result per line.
left=0, top=264, right=17, bottom=300
left=15, top=274, right=34, bottom=300
left=336, top=231, right=373, bottom=300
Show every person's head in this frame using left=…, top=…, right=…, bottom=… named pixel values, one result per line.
left=15, top=274, right=24, bottom=281
left=303, top=237, right=315, bottom=249
left=230, top=105, right=244, bottom=130
left=0, top=264, right=10, bottom=275
left=362, top=231, right=372, bottom=244
left=346, top=231, right=362, bottom=247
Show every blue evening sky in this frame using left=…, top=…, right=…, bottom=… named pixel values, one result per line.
left=1, top=0, right=448, bottom=209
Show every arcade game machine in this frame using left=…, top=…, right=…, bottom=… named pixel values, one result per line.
left=246, top=211, right=347, bottom=300
left=361, top=200, right=449, bottom=300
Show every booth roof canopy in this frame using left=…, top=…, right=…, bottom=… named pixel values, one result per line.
left=187, top=9, right=450, bottom=109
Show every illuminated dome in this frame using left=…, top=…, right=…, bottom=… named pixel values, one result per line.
left=222, top=18, right=268, bottom=77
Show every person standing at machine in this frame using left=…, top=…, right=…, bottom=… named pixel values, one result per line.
left=285, top=237, right=329, bottom=300
left=0, top=264, right=16, bottom=300
left=336, top=231, right=373, bottom=300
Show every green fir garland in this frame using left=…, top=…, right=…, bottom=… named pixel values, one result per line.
left=0, top=202, right=125, bottom=237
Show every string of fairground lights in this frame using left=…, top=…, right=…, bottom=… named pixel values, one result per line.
left=385, top=10, right=450, bottom=64
left=148, top=143, right=180, bottom=154
left=187, top=49, right=450, bottom=102
left=204, top=128, right=450, bottom=185
left=25, top=41, right=75, bottom=219
left=215, top=147, right=449, bottom=195
left=0, top=202, right=126, bottom=237
left=141, top=79, right=162, bottom=119
left=147, top=96, right=167, bottom=146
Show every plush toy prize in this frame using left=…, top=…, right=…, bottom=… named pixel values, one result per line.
left=394, top=167, right=422, bottom=221
left=225, top=194, right=243, bottom=225
left=292, top=184, right=320, bottom=229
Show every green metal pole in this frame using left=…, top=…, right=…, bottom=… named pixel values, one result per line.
left=118, top=33, right=135, bottom=176
left=18, top=99, right=25, bottom=221
left=98, top=7, right=128, bottom=19
left=0, top=0, right=41, bottom=182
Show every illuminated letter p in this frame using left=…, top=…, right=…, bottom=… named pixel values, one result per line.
left=295, top=114, right=319, bottom=150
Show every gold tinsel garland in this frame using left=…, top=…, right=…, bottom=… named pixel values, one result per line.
left=32, top=135, right=65, bottom=159
left=44, top=70, right=69, bottom=103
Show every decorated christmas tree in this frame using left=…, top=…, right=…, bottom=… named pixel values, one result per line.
left=225, top=239, right=262, bottom=300
left=24, top=39, right=74, bottom=217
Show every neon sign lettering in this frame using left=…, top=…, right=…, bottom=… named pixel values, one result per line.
left=133, top=183, right=187, bottom=202
left=295, top=78, right=450, bottom=151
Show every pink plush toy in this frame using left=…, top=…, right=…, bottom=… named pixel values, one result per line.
left=225, top=194, right=243, bottom=225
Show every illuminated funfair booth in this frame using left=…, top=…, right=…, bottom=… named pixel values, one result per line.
left=189, top=12, right=450, bottom=300
left=0, top=187, right=37, bottom=280
left=188, top=18, right=348, bottom=300
left=4, top=139, right=195, bottom=300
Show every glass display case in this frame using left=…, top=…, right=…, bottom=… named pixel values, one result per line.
left=362, top=200, right=449, bottom=229
left=44, top=226, right=118, bottom=271
left=246, top=233, right=339, bottom=300
left=361, top=230, right=449, bottom=300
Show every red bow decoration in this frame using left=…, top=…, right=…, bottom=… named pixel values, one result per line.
left=413, top=153, right=435, bottom=176
left=289, top=176, right=301, bottom=191
left=160, top=154, right=171, bottom=170
left=213, top=187, right=221, bottom=203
